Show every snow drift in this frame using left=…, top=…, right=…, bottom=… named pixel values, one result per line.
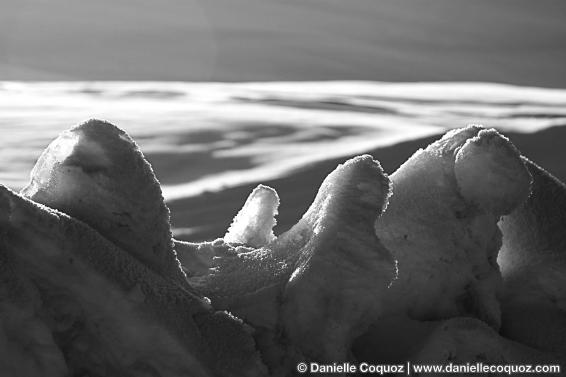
left=1, top=120, right=565, bottom=376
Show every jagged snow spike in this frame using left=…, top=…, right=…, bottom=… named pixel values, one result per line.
left=224, top=184, right=279, bottom=248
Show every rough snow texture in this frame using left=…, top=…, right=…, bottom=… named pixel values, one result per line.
left=376, top=126, right=532, bottom=329
left=0, top=184, right=266, bottom=377
left=224, top=184, right=279, bottom=247
left=454, top=129, right=532, bottom=215
left=279, top=155, right=394, bottom=363
left=1, top=120, right=267, bottom=377
left=21, top=120, right=185, bottom=285
left=3, top=121, right=566, bottom=375
left=181, top=155, right=396, bottom=370
left=0, top=256, right=68, bottom=377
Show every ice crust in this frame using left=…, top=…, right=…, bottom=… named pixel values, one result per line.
left=1, top=120, right=565, bottom=376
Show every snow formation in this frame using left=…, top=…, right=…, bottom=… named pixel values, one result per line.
left=376, top=126, right=532, bottom=329
left=224, top=185, right=279, bottom=247
left=1, top=120, right=565, bottom=376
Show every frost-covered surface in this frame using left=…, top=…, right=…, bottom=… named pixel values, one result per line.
left=1, top=120, right=566, bottom=376
left=376, top=126, right=532, bottom=329
left=278, top=156, right=394, bottom=363
left=179, top=155, right=395, bottom=371
left=224, top=185, right=279, bottom=247
left=0, top=121, right=268, bottom=376
left=0, top=185, right=267, bottom=377
left=1, top=81, right=566, bottom=200
left=21, top=120, right=185, bottom=284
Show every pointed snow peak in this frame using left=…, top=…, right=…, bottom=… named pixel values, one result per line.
left=296, top=154, right=391, bottom=238
left=224, top=184, right=280, bottom=248
left=277, top=155, right=395, bottom=361
left=21, top=119, right=184, bottom=283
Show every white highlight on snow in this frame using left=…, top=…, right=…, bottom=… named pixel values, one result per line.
left=23, top=131, right=80, bottom=197
left=224, top=185, right=279, bottom=247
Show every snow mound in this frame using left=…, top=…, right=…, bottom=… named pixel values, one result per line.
left=2, top=120, right=566, bottom=375
left=455, top=128, right=532, bottom=215
left=21, top=119, right=185, bottom=285
left=279, top=155, right=394, bottom=363
left=180, top=154, right=395, bottom=372
left=376, top=125, right=531, bottom=329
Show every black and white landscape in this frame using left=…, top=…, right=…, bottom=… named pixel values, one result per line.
left=1, top=1, right=566, bottom=376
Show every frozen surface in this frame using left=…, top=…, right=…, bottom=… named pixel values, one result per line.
left=0, top=122, right=270, bottom=376
left=455, top=129, right=532, bottom=215
left=376, top=126, right=532, bottom=328
left=0, top=184, right=266, bottom=377
left=224, top=185, right=279, bottom=247
left=279, top=156, right=394, bottom=363
left=180, top=155, right=395, bottom=371
left=20, top=119, right=186, bottom=284
left=2, top=121, right=566, bottom=375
